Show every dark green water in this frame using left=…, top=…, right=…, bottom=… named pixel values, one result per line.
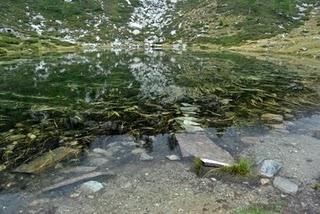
left=0, top=50, right=320, bottom=169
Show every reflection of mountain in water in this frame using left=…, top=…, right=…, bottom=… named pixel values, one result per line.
left=129, top=53, right=184, bottom=103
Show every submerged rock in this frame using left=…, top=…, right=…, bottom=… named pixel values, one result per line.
left=14, top=147, right=80, bottom=174
left=273, top=177, right=299, bottom=194
left=166, top=155, right=180, bottom=161
left=261, top=113, right=283, bottom=124
left=79, top=181, right=104, bottom=193
left=92, top=148, right=113, bottom=157
left=259, top=160, right=282, bottom=178
left=140, top=153, right=154, bottom=161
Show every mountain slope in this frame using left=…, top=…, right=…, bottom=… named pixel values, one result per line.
left=0, top=0, right=319, bottom=50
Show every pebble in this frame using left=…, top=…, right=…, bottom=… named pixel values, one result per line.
left=140, top=153, right=154, bottom=161
left=260, top=178, right=270, bottom=185
left=166, top=155, right=180, bottom=161
left=27, top=133, right=37, bottom=140
left=92, top=148, right=112, bottom=157
left=79, top=181, right=104, bottom=193
left=131, top=148, right=145, bottom=155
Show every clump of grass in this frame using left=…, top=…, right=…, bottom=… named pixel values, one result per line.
left=235, top=203, right=281, bottom=214
left=220, top=159, right=251, bottom=176
left=193, top=157, right=203, bottom=176
left=236, top=206, right=271, bottom=214
left=312, top=183, right=320, bottom=191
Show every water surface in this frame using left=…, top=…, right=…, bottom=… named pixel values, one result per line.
left=0, top=50, right=320, bottom=169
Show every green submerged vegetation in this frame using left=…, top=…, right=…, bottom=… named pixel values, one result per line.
left=0, top=50, right=320, bottom=171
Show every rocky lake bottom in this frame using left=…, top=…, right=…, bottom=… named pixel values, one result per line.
left=0, top=50, right=320, bottom=213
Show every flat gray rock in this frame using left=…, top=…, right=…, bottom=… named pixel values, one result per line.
left=259, top=160, right=282, bottom=178
left=175, top=133, right=234, bottom=165
left=273, top=177, right=298, bottom=194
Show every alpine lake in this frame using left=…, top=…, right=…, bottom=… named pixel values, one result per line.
left=1, top=49, right=320, bottom=174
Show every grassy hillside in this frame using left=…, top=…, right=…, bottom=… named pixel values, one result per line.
left=0, top=0, right=319, bottom=49
left=0, top=0, right=139, bottom=42
left=166, top=0, right=319, bottom=46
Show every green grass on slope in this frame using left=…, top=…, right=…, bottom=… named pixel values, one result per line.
left=168, top=0, right=319, bottom=46
left=0, top=0, right=139, bottom=42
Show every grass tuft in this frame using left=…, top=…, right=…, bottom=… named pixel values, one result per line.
left=219, top=159, right=251, bottom=176
left=312, top=183, right=320, bottom=191
left=193, top=157, right=203, bottom=176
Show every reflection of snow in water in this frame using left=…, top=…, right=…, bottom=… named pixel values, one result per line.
left=129, top=54, right=184, bottom=102
left=34, top=61, right=49, bottom=80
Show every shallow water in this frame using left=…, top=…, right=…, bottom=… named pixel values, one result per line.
left=0, top=50, right=320, bottom=170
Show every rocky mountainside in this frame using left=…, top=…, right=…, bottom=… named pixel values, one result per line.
left=0, top=0, right=319, bottom=51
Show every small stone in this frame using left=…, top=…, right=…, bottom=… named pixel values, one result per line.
left=259, top=160, right=282, bottom=178
left=260, top=178, right=270, bottom=185
left=92, top=148, right=112, bottom=157
left=15, top=123, right=24, bottom=128
left=139, top=153, right=154, bottom=161
left=69, top=141, right=78, bottom=146
left=261, top=113, right=283, bottom=124
left=89, top=158, right=109, bottom=166
left=27, top=133, right=37, bottom=140
left=79, top=181, right=104, bottom=193
left=273, top=177, right=298, bottom=194
left=300, top=47, right=308, bottom=51
left=166, top=155, right=180, bottom=161
left=70, top=192, right=80, bottom=198
left=131, top=148, right=145, bottom=155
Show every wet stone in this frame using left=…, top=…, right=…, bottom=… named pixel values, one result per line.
left=166, top=155, right=180, bottom=161
left=139, top=153, right=154, bottom=161
left=132, top=148, right=145, bottom=155
left=89, top=158, right=109, bottom=166
left=79, top=181, right=104, bottom=193
left=92, top=148, right=113, bottom=157
left=273, top=177, right=299, bottom=194
left=259, top=160, right=282, bottom=178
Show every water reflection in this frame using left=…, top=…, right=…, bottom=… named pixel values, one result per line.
left=0, top=50, right=319, bottom=130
